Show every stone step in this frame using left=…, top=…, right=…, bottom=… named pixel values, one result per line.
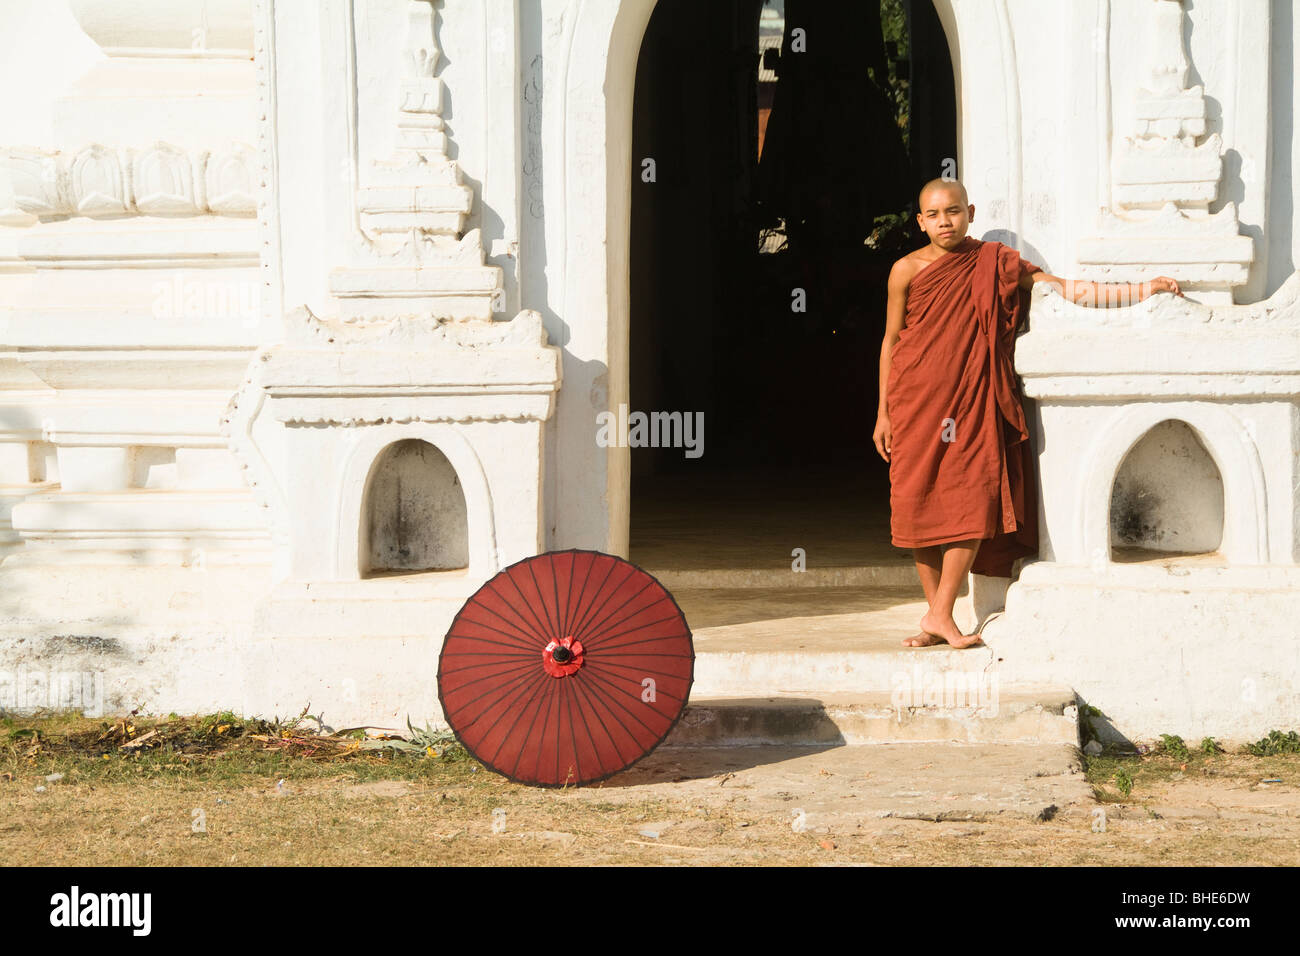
left=692, top=641, right=998, bottom=698
left=664, top=688, right=1079, bottom=747
left=680, top=588, right=995, bottom=697
left=648, top=564, right=918, bottom=590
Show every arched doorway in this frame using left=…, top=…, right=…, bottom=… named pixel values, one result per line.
left=626, top=0, right=958, bottom=582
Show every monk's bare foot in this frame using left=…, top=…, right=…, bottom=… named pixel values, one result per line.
left=918, top=610, right=984, bottom=649
left=902, top=630, right=945, bottom=647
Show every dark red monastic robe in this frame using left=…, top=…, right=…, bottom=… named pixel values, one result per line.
left=885, top=236, right=1040, bottom=577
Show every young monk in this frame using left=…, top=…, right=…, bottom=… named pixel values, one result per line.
left=873, top=178, right=1182, bottom=649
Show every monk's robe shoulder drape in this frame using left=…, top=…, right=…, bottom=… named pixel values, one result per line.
left=885, top=236, right=1040, bottom=578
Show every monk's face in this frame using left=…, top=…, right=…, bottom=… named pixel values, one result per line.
left=916, top=185, right=974, bottom=250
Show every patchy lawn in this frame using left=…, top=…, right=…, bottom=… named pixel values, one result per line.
left=4, top=714, right=1300, bottom=866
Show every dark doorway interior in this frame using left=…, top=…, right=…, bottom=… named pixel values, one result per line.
left=629, top=0, right=956, bottom=569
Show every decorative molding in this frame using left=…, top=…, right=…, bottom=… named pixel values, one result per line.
left=68, top=145, right=128, bottom=218
left=205, top=143, right=257, bottom=215
left=285, top=302, right=551, bottom=349
left=252, top=0, right=285, bottom=336
left=1096, top=0, right=1111, bottom=212
left=993, top=0, right=1023, bottom=250
left=67, top=0, right=254, bottom=57
left=1029, top=268, right=1300, bottom=330
left=1019, top=275, right=1300, bottom=398
left=220, top=349, right=291, bottom=551
left=224, top=302, right=561, bottom=583
left=344, top=0, right=475, bottom=258
left=332, top=0, right=500, bottom=319
left=280, top=410, right=554, bottom=427
left=0, top=143, right=257, bottom=225
left=523, top=53, right=544, bottom=221
left=133, top=143, right=198, bottom=215
left=1077, top=203, right=1254, bottom=287
left=1079, top=0, right=1251, bottom=300
left=1021, top=375, right=1300, bottom=401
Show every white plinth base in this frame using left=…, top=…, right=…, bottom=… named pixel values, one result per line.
left=0, top=563, right=265, bottom=717
left=237, top=632, right=451, bottom=730
left=234, top=575, right=484, bottom=726
left=983, top=561, right=1300, bottom=745
left=0, top=562, right=465, bottom=727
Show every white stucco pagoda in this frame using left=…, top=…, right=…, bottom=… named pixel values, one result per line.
left=1, top=0, right=1298, bottom=744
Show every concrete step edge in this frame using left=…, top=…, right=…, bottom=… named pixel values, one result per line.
left=663, top=691, right=1080, bottom=747
left=681, top=689, right=1078, bottom=716
left=649, top=566, right=919, bottom=588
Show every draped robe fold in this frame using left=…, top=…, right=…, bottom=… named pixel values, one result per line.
left=885, top=236, right=1041, bottom=578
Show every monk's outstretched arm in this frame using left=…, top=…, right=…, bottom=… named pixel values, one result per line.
left=1021, top=271, right=1182, bottom=306
left=873, top=261, right=909, bottom=462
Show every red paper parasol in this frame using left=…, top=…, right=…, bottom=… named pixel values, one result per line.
left=438, top=549, right=695, bottom=787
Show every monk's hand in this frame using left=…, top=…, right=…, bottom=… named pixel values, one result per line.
left=1149, top=276, right=1182, bottom=297
left=873, top=414, right=892, bottom=462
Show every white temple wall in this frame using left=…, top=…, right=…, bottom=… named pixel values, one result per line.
left=513, top=0, right=655, bottom=556
left=938, top=0, right=1275, bottom=299
left=1, top=0, right=1299, bottom=739
left=5, top=1, right=1298, bottom=563
left=1269, top=0, right=1299, bottom=295
left=0, top=2, right=103, bottom=145
left=0, top=0, right=275, bottom=719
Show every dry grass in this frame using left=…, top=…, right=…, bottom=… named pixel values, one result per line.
left=4, top=713, right=1300, bottom=865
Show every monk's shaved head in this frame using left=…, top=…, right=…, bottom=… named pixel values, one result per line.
left=915, top=177, right=974, bottom=249
left=918, top=178, right=969, bottom=210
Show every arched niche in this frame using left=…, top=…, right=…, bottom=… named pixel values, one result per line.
left=361, top=439, right=469, bottom=576
left=1109, top=419, right=1224, bottom=561
left=1079, top=402, right=1268, bottom=566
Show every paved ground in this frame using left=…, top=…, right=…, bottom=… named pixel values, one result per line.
left=580, top=741, right=1092, bottom=824
left=11, top=735, right=1300, bottom=865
